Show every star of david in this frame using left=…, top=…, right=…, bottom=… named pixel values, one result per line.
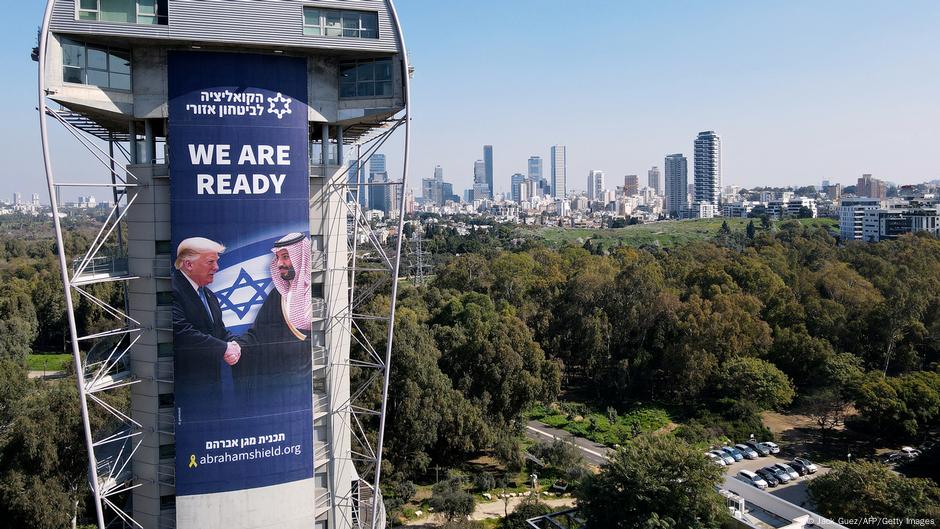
left=213, top=268, right=271, bottom=319
left=267, top=92, right=292, bottom=119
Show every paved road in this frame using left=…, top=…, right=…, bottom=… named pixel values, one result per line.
left=525, top=420, right=611, bottom=466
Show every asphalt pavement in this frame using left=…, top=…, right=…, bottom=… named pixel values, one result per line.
left=525, top=420, right=611, bottom=466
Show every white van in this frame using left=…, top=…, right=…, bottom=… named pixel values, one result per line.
left=737, top=469, right=768, bottom=490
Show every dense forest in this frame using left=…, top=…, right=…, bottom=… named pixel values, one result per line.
left=356, top=220, right=940, bottom=506
left=1, top=215, right=938, bottom=527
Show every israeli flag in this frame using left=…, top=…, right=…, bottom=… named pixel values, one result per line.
left=208, top=239, right=277, bottom=335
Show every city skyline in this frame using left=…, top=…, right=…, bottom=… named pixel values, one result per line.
left=4, top=2, right=940, bottom=200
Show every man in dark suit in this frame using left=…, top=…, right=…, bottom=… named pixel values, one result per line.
left=172, top=237, right=241, bottom=416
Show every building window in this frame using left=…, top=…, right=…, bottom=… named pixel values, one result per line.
left=157, top=343, right=173, bottom=357
left=158, top=393, right=174, bottom=408
left=159, top=443, right=175, bottom=459
left=156, top=291, right=173, bottom=306
left=160, top=495, right=176, bottom=510
left=303, top=8, right=377, bottom=39
left=61, top=38, right=131, bottom=90
left=78, top=0, right=168, bottom=25
left=339, top=58, right=392, bottom=99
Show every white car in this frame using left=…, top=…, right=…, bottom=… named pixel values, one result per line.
left=738, top=469, right=768, bottom=490
left=760, top=441, right=780, bottom=454
left=899, top=446, right=921, bottom=459
left=706, top=452, right=727, bottom=466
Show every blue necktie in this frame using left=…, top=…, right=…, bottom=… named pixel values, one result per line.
left=197, top=287, right=213, bottom=323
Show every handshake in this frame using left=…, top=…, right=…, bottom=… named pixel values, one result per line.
left=223, top=341, right=241, bottom=366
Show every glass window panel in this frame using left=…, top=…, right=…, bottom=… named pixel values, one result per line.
left=343, top=28, right=359, bottom=38
left=361, top=12, right=377, bottom=31
left=137, top=15, right=156, bottom=24
left=374, top=59, right=392, bottom=81
left=79, top=11, right=98, bottom=20
left=324, top=11, right=342, bottom=36
left=303, top=26, right=321, bottom=36
left=303, top=8, right=320, bottom=27
left=100, top=0, right=135, bottom=22
left=138, top=0, right=156, bottom=15
left=342, top=12, right=359, bottom=30
left=80, top=0, right=99, bottom=9
left=61, top=39, right=84, bottom=67
left=87, top=47, right=108, bottom=70
left=356, top=61, right=374, bottom=81
left=110, top=72, right=131, bottom=90
left=109, top=50, right=131, bottom=74
left=339, top=62, right=357, bottom=81
left=356, top=82, right=374, bottom=97
left=339, top=83, right=356, bottom=98
left=63, top=66, right=84, bottom=84
left=377, top=81, right=392, bottom=97
left=86, top=68, right=107, bottom=87
left=360, top=29, right=377, bottom=39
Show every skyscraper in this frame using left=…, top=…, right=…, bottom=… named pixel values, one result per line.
left=483, top=145, right=494, bottom=199
left=473, top=159, right=486, bottom=185
left=623, top=174, right=639, bottom=196
left=370, top=153, right=386, bottom=174
left=665, top=154, right=688, bottom=218
left=693, top=131, right=721, bottom=218
left=648, top=166, right=661, bottom=195
left=528, top=156, right=543, bottom=184
left=511, top=173, right=526, bottom=203
left=587, top=170, right=604, bottom=202
left=551, top=145, right=567, bottom=199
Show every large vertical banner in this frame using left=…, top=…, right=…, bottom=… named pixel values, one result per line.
left=168, top=51, right=313, bottom=521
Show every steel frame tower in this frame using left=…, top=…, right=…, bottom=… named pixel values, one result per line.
left=37, top=1, right=411, bottom=528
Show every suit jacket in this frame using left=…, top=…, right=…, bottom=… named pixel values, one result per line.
left=172, top=269, right=234, bottom=392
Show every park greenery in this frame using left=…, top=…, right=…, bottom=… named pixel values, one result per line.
left=1, top=213, right=939, bottom=527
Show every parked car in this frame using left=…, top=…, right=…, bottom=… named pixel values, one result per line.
left=755, top=468, right=780, bottom=487
left=710, top=450, right=735, bottom=465
left=791, top=457, right=818, bottom=474
left=787, top=460, right=810, bottom=476
left=706, top=452, right=727, bottom=466
left=737, top=469, right=768, bottom=490
left=900, top=446, right=922, bottom=459
left=735, top=443, right=759, bottom=460
left=721, top=446, right=744, bottom=461
left=773, top=463, right=800, bottom=480
left=760, top=441, right=780, bottom=454
left=765, top=465, right=791, bottom=484
left=746, top=440, right=771, bottom=456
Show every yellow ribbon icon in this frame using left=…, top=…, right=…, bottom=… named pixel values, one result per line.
left=189, top=454, right=198, bottom=469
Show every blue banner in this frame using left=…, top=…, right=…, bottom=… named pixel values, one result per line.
left=168, top=51, right=312, bottom=496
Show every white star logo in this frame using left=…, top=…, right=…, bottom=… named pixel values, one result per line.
left=267, top=92, right=292, bottom=119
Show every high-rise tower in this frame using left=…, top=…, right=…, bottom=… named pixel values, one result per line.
left=693, top=131, right=721, bottom=218
left=483, top=145, right=494, bottom=199
left=665, top=154, right=688, bottom=218
left=551, top=145, right=567, bottom=199
left=648, top=166, right=661, bottom=195
left=37, top=2, right=410, bottom=528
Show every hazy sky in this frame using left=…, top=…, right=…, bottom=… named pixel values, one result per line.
left=3, top=1, right=939, bottom=202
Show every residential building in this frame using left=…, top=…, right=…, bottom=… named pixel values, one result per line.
left=587, top=170, right=605, bottom=202
left=623, top=174, right=639, bottom=196
left=839, top=197, right=882, bottom=240
left=551, top=145, right=567, bottom=199
left=483, top=145, right=494, bottom=199
left=765, top=197, right=817, bottom=219
left=693, top=131, right=721, bottom=218
left=648, top=166, right=661, bottom=195
left=857, top=174, right=887, bottom=200
left=664, top=153, right=688, bottom=218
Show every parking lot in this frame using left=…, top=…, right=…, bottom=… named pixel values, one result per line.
left=720, top=453, right=829, bottom=508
